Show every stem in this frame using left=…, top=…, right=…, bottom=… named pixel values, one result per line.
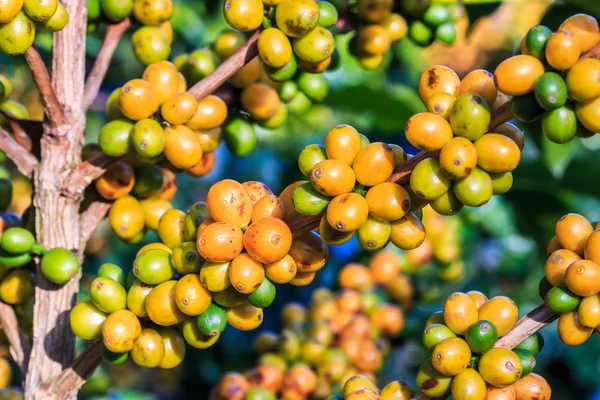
left=38, top=340, right=102, bottom=400
left=0, top=301, right=31, bottom=374
left=0, top=126, right=38, bottom=178
left=63, top=153, right=120, bottom=199
left=25, top=0, right=88, bottom=398
left=24, top=47, right=66, bottom=128
left=79, top=201, right=111, bottom=244
left=186, top=30, right=261, bottom=100
left=83, top=19, right=131, bottom=111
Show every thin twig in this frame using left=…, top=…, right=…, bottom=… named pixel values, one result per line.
left=0, top=301, right=31, bottom=373
left=37, top=340, right=102, bottom=400
left=63, top=153, right=120, bottom=199
left=24, top=47, right=66, bottom=127
left=79, top=201, right=111, bottom=244
left=289, top=215, right=321, bottom=238
left=0, top=126, right=38, bottom=178
left=411, top=304, right=558, bottom=400
left=186, top=30, right=261, bottom=100
left=495, top=304, right=557, bottom=349
left=83, top=19, right=131, bottom=111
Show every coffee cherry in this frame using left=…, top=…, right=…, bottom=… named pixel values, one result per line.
left=275, top=0, right=319, bottom=37
left=241, top=83, right=281, bottom=121
left=224, top=0, right=263, bottom=32
left=0, top=0, right=23, bottom=23
left=0, top=269, right=34, bottom=304
left=244, top=217, right=292, bottom=264
left=558, top=309, right=593, bottom=346
left=0, top=12, right=35, bottom=55
left=418, top=65, right=460, bottom=102
left=258, top=28, right=293, bottom=68
left=214, top=29, right=245, bottom=60
left=326, top=193, right=369, bottom=233
left=450, top=94, right=490, bottom=141
left=478, top=348, right=523, bottom=387
left=410, top=158, right=451, bottom=201
left=425, top=92, right=455, bottom=120
left=40, top=247, right=79, bottom=284
left=109, top=195, right=145, bottom=240
left=352, top=143, right=395, bottom=187
left=293, top=27, right=335, bottom=64
left=70, top=300, right=107, bottom=340
left=102, top=309, right=141, bottom=352
left=161, top=93, right=197, bottom=125
left=494, top=55, right=544, bottom=96
left=546, top=29, right=580, bottom=71
left=416, top=359, right=452, bottom=398
left=453, top=167, right=493, bottom=207
left=406, top=112, right=453, bottom=151
left=389, top=212, right=425, bottom=250
left=120, top=79, right=160, bottom=120
left=523, top=25, right=552, bottom=61
left=133, top=0, right=173, bottom=26
left=474, top=134, right=520, bottom=173
left=132, top=26, right=170, bottom=66
left=560, top=13, right=600, bottom=52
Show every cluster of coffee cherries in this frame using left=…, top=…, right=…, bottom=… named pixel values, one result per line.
left=333, top=374, right=413, bottom=400
left=71, top=178, right=333, bottom=368
left=418, top=291, right=551, bottom=399
left=495, top=13, right=600, bottom=143
left=294, top=125, right=428, bottom=252
left=541, top=213, right=600, bottom=345
left=224, top=0, right=336, bottom=73
left=87, top=0, right=174, bottom=66
left=407, top=65, right=524, bottom=215
left=100, top=60, right=222, bottom=173
left=210, top=251, right=409, bottom=400
left=0, top=0, right=68, bottom=55
left=174, top=31, right=333, bottom=157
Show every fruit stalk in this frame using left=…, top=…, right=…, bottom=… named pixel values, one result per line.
left=410, top=304, right=558, bottom=400
left=83, top=18, right=132, bottom=110
left=36, top=340, right=102, bottom=399
left=0, top=301, right=30, bottom=374
left=23, top=47, right=66, bottom=128
left=63, top=152, right=121, bottom=199
left=25, top=0, right=89, bottom=398
left=494, top=304, right=557, bottom=349
left=0, top=126, right=38, bottom=178
left=79, top=201, right=112, bottom=244
left=186, top=29, right=262, bottom=100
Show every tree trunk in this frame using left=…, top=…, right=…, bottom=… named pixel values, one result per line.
left=25, top=1, right=87, bottom=399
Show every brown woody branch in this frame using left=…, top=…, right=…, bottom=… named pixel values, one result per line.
left=24, top=47, right=66, bottom=128
left=0, top=126, right=38, bottom=178
left=83, top=19, right=132, bottom=111
left=79, top=201, right=112, bottom=244
left=63, top=153, right=120, bottom=199
left=495, top=304, right=557, bottom=349
left=37, top=340, right=102, bottom=400
left=411, top=304, right=557, bottom=400
left=0, top=301, right=31, bottom=373
left=186, top=29, right=261, bottom=100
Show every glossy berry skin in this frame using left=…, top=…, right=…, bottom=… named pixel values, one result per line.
left=223, top=0, right=263, bottom=31
left=566, top=58, right=600, bottom=102
left=276, top=0, right=319, bottom=37
left=545, top=29, right=580, bottom=71
left=131, top=26, right=170, bottom=66
left=494, top=55, right=544, bottom=96
left=405, top=112, right=453, bottom=151
left=0, top=12, right=35, bottom=56
left=439, top=137, right=477, bottom=180
left=560, top=13, right=600, bottom=52
left=293, top=27, right=335, bottom=64
left=418, top=65, right=460, bottom=103
left=258, top=28, right=292, bottom=68
left=450, top=94, right=490, bottom=141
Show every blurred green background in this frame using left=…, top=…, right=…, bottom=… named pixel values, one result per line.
left=1, top=0, right=600, bottom=398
